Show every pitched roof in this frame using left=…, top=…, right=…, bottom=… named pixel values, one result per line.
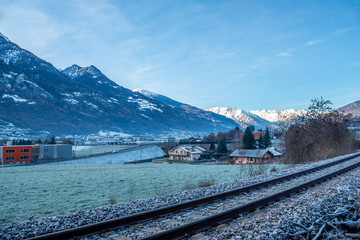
left=229, top=149, right=269, bottom=158
left=193, top=146, right=206, bottom=152
left=178, top=146, right=201, bottom=154
left=230, top=148, right=283, bottom=158
left=268, top=148, right=283, bottom=156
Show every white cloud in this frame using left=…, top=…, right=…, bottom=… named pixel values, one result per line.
left=277, top=52, right=292, bottom=57
left=305, top=40, right=323, bottom=46
left=334, top=27, right=357, bottom=35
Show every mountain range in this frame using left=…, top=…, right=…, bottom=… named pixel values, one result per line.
left=0, top=33, right=239, bottom=137
left=207, top=107, right=307, bottom=129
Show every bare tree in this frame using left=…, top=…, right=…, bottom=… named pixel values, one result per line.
left=284, top=97, right=357, bottom=164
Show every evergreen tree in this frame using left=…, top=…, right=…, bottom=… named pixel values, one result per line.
left=50, top=135, right=56, bottom=144
left=242, top=127, right=256, bottom=149
left=258, top=134, right=265, bottom=149
left=249, top=125, right=255, bottom=132
left=217, top=137, right=228, bottom=153
left=263, top=127, right=271, bottom=148
left=209, top=143, right=216, bottom=152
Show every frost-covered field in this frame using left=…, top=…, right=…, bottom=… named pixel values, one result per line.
left=0, top=163, right=287, bottom=225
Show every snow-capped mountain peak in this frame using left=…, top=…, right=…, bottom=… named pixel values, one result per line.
left=208, top=106, right=306, bottom=129
left=133, top=89, right=159, bottom=97
left=207, top=106, right=272, bottom=129
left=62, top=64, right=105, bottom=79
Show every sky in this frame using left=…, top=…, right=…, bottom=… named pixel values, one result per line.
left=0, top=0, right=359, bottom=111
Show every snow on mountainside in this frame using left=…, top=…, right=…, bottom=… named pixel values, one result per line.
left=133, top=89, right=240, bottom=129
left=208, top=107, right=306, bottom=129
left=133, top=88, right=184, bottom=108
left=207, top=107, right=273, bottom=129
left=250, top=109, right=306, bottom=122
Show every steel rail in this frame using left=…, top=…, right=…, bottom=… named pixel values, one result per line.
left=143, top=158, right=360, bottom=240
left=28, top=153, right=360, bottom=240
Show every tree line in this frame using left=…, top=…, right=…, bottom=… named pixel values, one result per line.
left=0, top=135, right=73, bottom=146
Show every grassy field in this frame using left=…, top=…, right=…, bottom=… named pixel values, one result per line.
left=0, top=162, right=289, bottom=226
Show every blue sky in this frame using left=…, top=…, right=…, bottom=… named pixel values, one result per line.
left=0, top=0, right=359, bottom=111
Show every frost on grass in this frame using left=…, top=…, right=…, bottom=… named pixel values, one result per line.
left=0, top=161, right=287, bottom=226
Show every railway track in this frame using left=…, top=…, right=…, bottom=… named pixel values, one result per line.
left=29, top=153, right=360, bottom=240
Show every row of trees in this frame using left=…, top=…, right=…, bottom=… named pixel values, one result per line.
left=0, top=135, right=74, bottom=146
left=202, top=127, right=242, bottom=142
left=11, top=139, right=35, bottom=145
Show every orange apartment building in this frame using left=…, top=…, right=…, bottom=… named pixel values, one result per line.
left=0, top=145, right=40, bottom=165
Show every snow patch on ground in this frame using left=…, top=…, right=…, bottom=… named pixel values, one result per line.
left=127, top=97, right=163, bottom=112
left=84, top=101, right=99, bottom=109
left=0, top=49, right=22, bottom=64
left=2, top=94, right=28, bottom=103
left=141, top=114, right=151, bottom=119
left=107, top=98, right=118, bottom=104
left=64, top=99, right=79, bottom=105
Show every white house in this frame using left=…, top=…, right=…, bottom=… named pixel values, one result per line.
left=168, top=146, right=205, bottom=161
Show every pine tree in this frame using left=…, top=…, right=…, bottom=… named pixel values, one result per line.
left=242, top=127, right=256, bottom=149
left=50, top=135, right=56, bottom=144
left=263, top=127, right=271, bottom=148
left=209, top=143, right=216, bottom=152
left=217, top=137, right=228, bottom=153
left=258, top=134, right=265, bottom=149
left=249, top=125, right=255, bottom=132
